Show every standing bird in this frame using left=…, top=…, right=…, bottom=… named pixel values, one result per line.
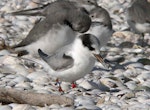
left=38, top=34, right=104, bottom=90
left=11, top=1, right=91, bottom=56
left=86, top=6, right=114, bottom=47
left=127, top=0, right=150, bottom=46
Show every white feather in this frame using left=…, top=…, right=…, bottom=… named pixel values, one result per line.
left=86, top=24, right=113, bottom=47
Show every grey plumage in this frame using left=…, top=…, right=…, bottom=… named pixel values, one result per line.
left=127, top=0, right=150, bottom=34
left=86, top=6, right=114, bottom=47
left=13, top=8, right=90, bottom=47
left=13, top=19, right=76, bottom=56
left=38, top=48, right=74, bottom=71
left=89, top=6, right=112, bottom=29
left=11, top=0, right=97, bottom=16
left=11, top=1, right=77, bottom=17
left=12, top=0, right=91, bottom=56
left=12, top=1, right=91, bottom=33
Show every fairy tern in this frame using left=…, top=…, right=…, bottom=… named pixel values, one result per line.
left=127, top=0, right=150, bottom=46
left=38, top=34, right=104, bottom=83
left=86, top=6, right=114, bottom=47
left=11, top=1, right=91, bottom=56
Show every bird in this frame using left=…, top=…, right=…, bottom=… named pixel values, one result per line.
left=38, top=33, right=105, bottom=91
left=69, top=0, right=114, bottom=47
left=86, top=6, right=114, bottom=47
left=126, top=0, right=150, bottom=46
left=11, top=0, right=91, bottom=57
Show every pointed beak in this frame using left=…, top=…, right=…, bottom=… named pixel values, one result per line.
left=93, top=54, right=107, bottom=68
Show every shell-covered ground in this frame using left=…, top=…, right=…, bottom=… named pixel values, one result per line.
left=0, top=0, right=150, bottom=110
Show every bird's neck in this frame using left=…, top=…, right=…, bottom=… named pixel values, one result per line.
left=68, top=38, right=95, bottom=69
left=71, top=38, right=91, bottom=59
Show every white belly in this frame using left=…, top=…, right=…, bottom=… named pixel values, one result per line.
left=25, top=25, right=75, bottom=56
left=54, top=56, right=95, bottom=82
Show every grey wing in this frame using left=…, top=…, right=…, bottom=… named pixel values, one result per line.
left=10, top=1, right=75, bottom=17
left=10, top=3, right=50, bottom=16
left=38, top=49, right=74, bottom=71
left=13, top=18, right=54, bottom=48
left=128, top=2, right=149, bottom=23
left=145, top=4, right=150, bottom=23
left=13, top=8, right=68, bottom=48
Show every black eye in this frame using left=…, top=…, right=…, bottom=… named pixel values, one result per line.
left=91, top=15, right=94, bottom=18
left=89, top=46, right=95, bottom=51
left=64, top=20, right=72, bottom=29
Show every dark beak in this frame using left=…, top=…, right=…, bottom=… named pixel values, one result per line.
left=93, top=54, right=108, bottom=68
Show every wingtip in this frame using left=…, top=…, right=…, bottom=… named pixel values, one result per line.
left=38, top=49, right=48, bottom=59
left=8, top=8, right=44, bottom=16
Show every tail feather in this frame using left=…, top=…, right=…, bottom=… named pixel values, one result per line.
left=38, top=49, right=49, bottom=61
left=9, top=3, right=50, bottom=16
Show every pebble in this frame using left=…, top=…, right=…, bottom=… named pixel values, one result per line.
left=60, top=82, right=70, bottom=92
left=137, top=71, right=150, bottom=83
left=142, top=80, right=150, bottom=88
left=106, top=55, right=125, bottom=63
left=1, top=5, right=13, bottom=12
left=0, top=73, right=5, bottom=78
left=0, top=37, right=6, bottom=50
left=0, top=105, right=12, bottom=110
left=125, top=81, right=137, bottom=90
left=76, top=105, right=100, bottom=110
left=15, top=82, right=32, bottom=90
left=49, top=104, right=61, bottom=109
left=119, top=41, right=134, bottom=48
left=27, top=71, right=49, bottom=81
left=12, top=104, right=36, bottom=110
left=33, top=76, right=50, bottom=85
left=7, top=81, right=17, bottom=87
left=36, top=107, right=51, bottom=110
left=59, top=107, right=74, bottom=110
left=77, top=79, right=98, bottom=90
left=12, top=75, right=30, bottom=83
left=137, top=58, right=150, bottom=65
left=144, top=65, right=150, bottom=70
left=99, top=104, right=121, bottom=110
left=75, top=96, right=96, bottom=107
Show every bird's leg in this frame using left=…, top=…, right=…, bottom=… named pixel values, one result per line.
left=55, top=78, right=59, bottom=85
left=55, top=79, right=63, bottom=92
left=71, top=82, right=76, bottom=88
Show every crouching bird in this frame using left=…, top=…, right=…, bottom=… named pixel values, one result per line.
left=38, top=34, right=105, bottom=91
